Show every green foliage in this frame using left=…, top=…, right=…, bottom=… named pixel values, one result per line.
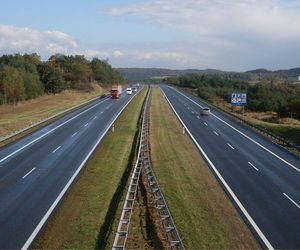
left=41, top=66, right=66, bottom=94
left=0, top=53, right=124, bottom=104
left=166, top=74, right=300, bottom=119
left=91, top=58, right=123, bottom=84
left=0, top=65, right=25, bottom=103
left=23, top=72, right=44, bottom=99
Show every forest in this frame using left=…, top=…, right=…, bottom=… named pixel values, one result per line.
left=0, top=53, right=123, bottom=104
left=165, top=74, right=300, bottom=119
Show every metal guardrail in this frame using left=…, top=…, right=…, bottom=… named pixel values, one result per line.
left=178, top=87, right=300, bottom=158
left=112, top=87, right=151, bottom=249
left=113, top=87, right=184, bottom=249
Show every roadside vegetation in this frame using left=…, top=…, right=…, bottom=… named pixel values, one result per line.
left=0, top=53, right=123, bottom=105
left=0, top=84, right=105, bottom=139
left=165, top=75, right=300, bottom=146
left=34, top=88, right=147, bottom=249
left=149, top=87, right=258, bottom=249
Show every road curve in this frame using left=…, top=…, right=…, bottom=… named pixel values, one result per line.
left=0, top=88, right=143, bottom=249
left=161, top=85, right=299, bottom=249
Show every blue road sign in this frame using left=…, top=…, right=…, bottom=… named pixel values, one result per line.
left=231, top=93, right=247, bottom=106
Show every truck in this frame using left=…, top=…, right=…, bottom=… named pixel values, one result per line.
left=111, top=85, right=122, bottom=99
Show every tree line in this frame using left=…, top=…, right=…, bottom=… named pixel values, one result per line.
left=165, top=74, right=300, bottom=119
left=0, top=53, right=123, bottom=104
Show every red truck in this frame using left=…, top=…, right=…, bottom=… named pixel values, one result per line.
left=111, top=85, right=122, bottom=99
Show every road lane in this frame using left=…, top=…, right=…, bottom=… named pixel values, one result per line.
left=0, top=88, right=143, bottom=249
left=161, top=85, right=300, bottom=249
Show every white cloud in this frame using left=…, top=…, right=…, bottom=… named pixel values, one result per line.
left=106, top=0, right=300, bottom=70
left=137, top=51, right=182, bottom=61
left=107, top=0, right=300, bottom=42
left=113, top=50, right=124, bottom=57
left=0, top=24, right=78, bottom=57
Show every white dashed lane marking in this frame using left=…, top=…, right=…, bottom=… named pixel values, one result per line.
left=22, top=168, right=36, bottom=179
left=283, top=193, right=300, bottom=209
left=248, top=161, right=259, bottom=171
left=71, top=132, right=78, bottom=138
left=52, top=146, right=61, bottom=153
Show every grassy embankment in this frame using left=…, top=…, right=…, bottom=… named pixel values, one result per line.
left=0, top=84, right=106, bottom=146
left=150, top=87, right=258, bottom=248
left=34, top=87, right=147, bottom=249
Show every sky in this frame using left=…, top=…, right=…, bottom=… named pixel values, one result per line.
left=1, top=0, right=300, bottom=71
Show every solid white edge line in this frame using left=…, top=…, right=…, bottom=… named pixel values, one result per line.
left=227, top=143, right=235, bottom=150
left=248, top=161, right=259, bottom=171
left=22, top=167, right=36, bottom=179
left=161, top=87, right=274, bottom=250
left=71, top=132, right=78, bottom=138
left=168, top=86, right=300, bottom=173
left=21, top=87, right=144, bottom=250
left=52, top=146, right=61, bottom=153
left=0, top=97, right=110, bottom=164
left=283, top=193, right=300, bottom=209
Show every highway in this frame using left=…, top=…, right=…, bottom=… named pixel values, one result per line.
left=0, top=88, right=142, bottom=249
left=161, top=85, right=300, bottom=249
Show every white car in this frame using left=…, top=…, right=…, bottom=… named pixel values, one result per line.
left=200, top=107, right=211, bottom=116
left=126, top=87, right=132, bottom=95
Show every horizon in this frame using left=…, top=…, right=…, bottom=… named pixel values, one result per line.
left=1, top=0, right=300, bottom=71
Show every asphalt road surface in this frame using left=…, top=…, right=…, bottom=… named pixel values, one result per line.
left=0, top=88, right=142, bottom=249
left=161, top=85, right=299, bottom=249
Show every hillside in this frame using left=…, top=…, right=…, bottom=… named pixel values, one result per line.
left=118, top=68, right=225, bottom=81
left=119, top=67, right=300, bottom=81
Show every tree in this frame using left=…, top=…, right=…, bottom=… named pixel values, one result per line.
left=0, top=65, right=25, bottom=104
left=43, top=67, right=66, bottom=94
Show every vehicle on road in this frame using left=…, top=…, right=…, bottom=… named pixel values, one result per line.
left=126, top=87, right=133, bottom=95
left=132, top=87, right=137, bottom=92
left=111, top=85, right=122, bottom=99
left=200, top=107, right=211, bottom=116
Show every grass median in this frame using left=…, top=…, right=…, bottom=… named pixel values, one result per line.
left=34, top=87, right=147, bottom=249
left=150, top=87, right=258, bottom=249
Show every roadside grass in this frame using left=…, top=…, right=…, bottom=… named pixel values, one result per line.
left=33, top=88, right=147, bottom=249
left=150, top=87, right=258, bottom=249
left=0, top=84, right=105, bottom=138
left=266, top=126, right=300, bottom=146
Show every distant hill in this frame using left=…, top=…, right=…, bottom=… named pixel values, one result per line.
left=118, top=68, right=225, bottom=81
left=119, top=67, right=300, bottom=81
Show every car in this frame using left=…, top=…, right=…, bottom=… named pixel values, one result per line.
left=132, top=87, right=137, bottom=92
left=200, top=107, right=211, bottom=116
left=126, top=87, right=132, bottom=95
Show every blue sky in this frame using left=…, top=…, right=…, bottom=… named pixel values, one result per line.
left=1, top=0, right=300, bottom=71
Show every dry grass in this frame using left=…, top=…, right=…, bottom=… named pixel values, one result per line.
left=150, top=87, right=258, bottom=249
left=34, top=88, right=147, bottom=249
left=0, top=84, right=106, bottom=137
